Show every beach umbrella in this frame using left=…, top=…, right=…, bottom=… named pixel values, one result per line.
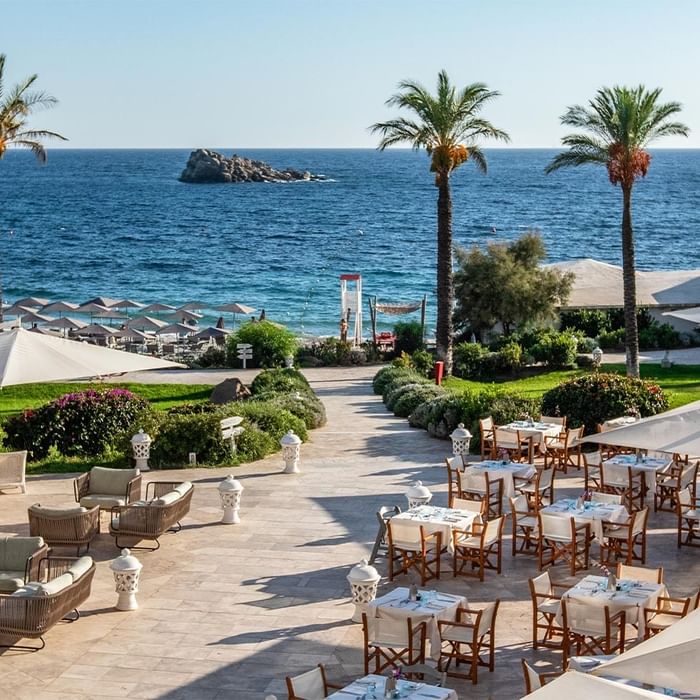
left=113, top=327, right=152, bottom=341
left=77, top=323, right=119, bottom=337
left=126, top=315, right=167, bottom=332
left=109, top=299, right=144, bottom=309
left=0, top=327, right=183, bottom=387
left=179, top=300, right=209, bottom=311
left=41, top=301, right=79, bottom=315
left=20, top=311, right=55, bottom=325
left=91, top=309, right=129, bottom=321
left=156, top=322, right=198, bottom=336
left=193, top=326, right=232, bottom=341
left=28, top=326, right=62, bottom=337
left=141, top=302, right=176, bottom=314
left=167, top=309, right=202, bottom=323
left=520, top=670, right=664, bottom=699
left=590, top=608, right=700, bottom=695
left=583, top=399, right=700, bottom=456
left=43, top=317, right=86, bottom=331
left=81, top=296, right=120, bottom=308
left=3, top=304, right=36, bottom=317
left=14, top=296, right=50, bottom=308
left=217, top=302, right=256, bottom=328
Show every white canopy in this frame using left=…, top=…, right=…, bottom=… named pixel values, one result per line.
left=520, top=670, right=662, bottom=699
left=217, top=302, right=256, bottom=314
left=127, top=315, right=167, bottom=331
left=156, top=322, right=197, bottom=336
left=0, top=328, right=183, bottom=387
left=591, top=608, right=700, bottom=694
left=583, top=400, right=700, bottom=455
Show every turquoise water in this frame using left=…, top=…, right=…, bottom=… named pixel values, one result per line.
left=1, top=148, right=698, bottom=335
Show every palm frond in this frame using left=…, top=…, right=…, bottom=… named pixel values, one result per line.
left=7, top=139, right=47, bottom=163
left=12, top=128, right=67, bottom=142
left=467, top=145, right=488, bottom=174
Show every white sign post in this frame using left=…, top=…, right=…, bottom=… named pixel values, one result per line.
left=236, top=343, right=253, bottom=369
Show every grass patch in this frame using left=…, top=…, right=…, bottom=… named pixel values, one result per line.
left=443, top=364, right=700, bottom=409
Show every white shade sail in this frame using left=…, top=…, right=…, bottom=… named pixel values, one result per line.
left=0, top=328, right=183, bottom=387
left=590, top=608, right=700, bottom=694
left=521, top=670, right=665, bottom=699
left=583, top=400, right=700, bottom=455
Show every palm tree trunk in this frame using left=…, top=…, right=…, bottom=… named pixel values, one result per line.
left=436, top=175, right=454, bottom=374
left=621, top=183, right=640, bottom=377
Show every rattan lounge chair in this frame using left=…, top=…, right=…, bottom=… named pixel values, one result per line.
left=28, top=504, right=100, bottom=555
left=0, top=536, right=49, bottom=593
left=74, top=466, right=142, bottom=511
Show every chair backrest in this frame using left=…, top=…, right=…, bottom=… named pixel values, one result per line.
left=476, top=599, right=499, bottom=636
left=529, top=571, right=552, bottom=599
left=494, top=428, right=519, bottom=448
left=452, top=497, right=484, bottom=514
left=480, top=416, right=494, bottom=434
left=461, top=468, right=488, bottom=492
left=372, top=607, right=412, bottom=646
left=541, top=415, right=566, bottom=427
left=387, top=519, right=422, bottom=551
left=537, top=467, right=554, bottom=489
left=590, top=491, right=622, bottom=505
left=680, top=462, right=698, bottom=489
left=601, top=463, right=632, bottom=488
left=562, top=597, right=609, bottom=637
left=377, top=506, right=400, bottom=525
left=483, top=516, right=504, bottom=545
left=632, top=507, right=648, bottom=535
left=510, top=494, right=530, bottom=516
left=89, top=466, right=138, bottom=495
left=0, top=536, right=45, bottom=570
left=678, top=487, right=693, bottom=510
left=616, top=563, right=662, bottom=584
left=285, top=665, right=326, bottom=700
left=567, top=426, right=584, bottom=444
left=539, top=513, right=574, bottom=541
left=521, top=658, right=544, bottom=693
left=0, top=451, right=27, bottom=481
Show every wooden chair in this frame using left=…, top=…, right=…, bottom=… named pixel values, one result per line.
left=386, top=520, right=441, bottom=585
left=451, top=497, right=486, bottom=516
left=515, top=466, right=554, bottom=510
left=479, top=416, right=496, bottom=460
left=528, top=571, right=567, bottom=649
left=643, top=595, right=693, bottom=638
left=445, top=457, right=462, bottom=508
left=601, top=507, right=648, bottom=565
left=437, top=601, right=499, bottom=684
left=544, top=426, right=583, bottom=473
left=285, top=664, right=341, bottom=699
left=361, top=611, right=426, bottom=675
left=561, top=599, right=626, bottom=669
left=537, top=513, right=590, bottom=576
left=655, top=461, right=697, bottom=513
left=510, top=494, right=538, bottom=556
left=494, top=428, right=534, bottom=463
left=616, top=563, right=663, bottom=584
left=459, top=468, right=504, bottom=518
left=600, top=463, right=644, bottom=512
left=677, top=487, right=700, bottom=548
left=452, top=516, right=504, bottom=582
left=540, top=415, right=566, bottom=428
left=369, top=505, right=401, bottom=564
left=590, top=491, right=622, bottom=505
left=583, top=451, right=603, bottom=492
left=521, top=659, right=561, bottom=694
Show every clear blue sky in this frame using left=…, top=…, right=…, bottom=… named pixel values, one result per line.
left=3, top=0, right=699, bottom=148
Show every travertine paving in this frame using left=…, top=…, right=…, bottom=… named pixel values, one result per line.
left=0, top=365, right=698, bottom=699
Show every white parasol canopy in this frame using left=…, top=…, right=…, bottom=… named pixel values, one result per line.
left=4, top=304, right=36, bottom=316
left=127, top=315, right=168, bottom=331
left=110, top=299, right=144, bottom=309
left=0, top=328, right=183, bottom=387
left=583, top=400, right=700, bottom=455
left=520, top=670, right=664, bottom=699
left=193, top=326, right=231, bottom=340
left=20, top=311, right=55, bottom=325
left=217, top=302, right=256, bottom=314
left=75, top=302, right=111, bottom=315
left=591, top=608, right=700, bottom=694
left=179, top=300, right=209, bottom=311
left=42, top=301, right=79, bottom=314
left=14, top=296, right=50, bottom=308
left=168, top=309, right=202, bottom=323
left=77, top=323, right=119, bottom=336
left=141, top=302, right=176, bottom=313
left=44, top=317, right=86, bottom=331
left=156, top=322, right=197, bottom=336
left=81, top=296, right=120, bottom=308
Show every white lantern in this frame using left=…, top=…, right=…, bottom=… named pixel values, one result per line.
left=131, top=429, right=152, bottom=472
left=406, top=480, right=432, bottom=509
left=347, top=558, right=381, bottom=623
left=450, top=423, right=472, bottom=459
left=592, top=346, right=603, bottom=369
left=280, top=430, right=302, bottom=474
left=110, top=548, right=143, bottom=611
left=218, top=474, right=244, bottom=524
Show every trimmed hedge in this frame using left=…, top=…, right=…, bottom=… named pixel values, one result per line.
left=250, top=368, right=311, bottom=396
left=249, top=390, right=326, bottom=429
left=541, top=373, right=668, bottom=434
left=393, top=384, right=446, bottom=418
left=226, top=320, right=298, bottom=368
left=372, top=366, right=419, bottom=395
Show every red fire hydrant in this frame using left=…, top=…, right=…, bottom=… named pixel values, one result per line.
left=434, top=361, right=444, bottom=385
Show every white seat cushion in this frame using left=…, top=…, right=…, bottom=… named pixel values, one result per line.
left=29, top=504, right=88, bottom=517
left=537, top=598, right=560, bottom=615
left=153, top=490, right=181, bottom=506
left=439, top=623, right=474, bottom=644
left=13, top=573, right=74, bottom=597
left=80, top=494, right=127, bottom=509
left=517, top=515, right=538, bottom=528
left=173, top=482, right=193, bottom=496
left=0, top=571, right=26, bottom=592
left=67, top=556, right=93, bottom=581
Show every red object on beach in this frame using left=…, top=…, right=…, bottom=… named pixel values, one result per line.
left=434, top=361, right=444, bottom=385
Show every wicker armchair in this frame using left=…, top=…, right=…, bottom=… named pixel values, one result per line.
left=74, top=467, right=142, bottom=511
left=28, top=504, right=100, bottom=555
left=0, top=555, right=96, bottom=651
left=0, top=450, right=27, bottom=494
left=0, top=536, right=49, bottom=593
left=109, top=481, right=194, bottom=551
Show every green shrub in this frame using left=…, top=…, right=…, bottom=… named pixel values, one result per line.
left=296, top=338, right=356, bottom=366
left=560, top=309, right=611, bottom=338
left=382, top=372, right=429, bottom=405
left=411, top=350, right=435, bottom=377
left=250, top=391, right=326, bottom=429
left=453, top=342, right=489, bottom=379
left=229, top=401, right=308, bottom=442
left=393, top=384, right=446, bottom=418
left=167, top=402, right=220, bottom=415
left=227, top=320, right=298, bottom=368
left=541, top=373, right=668, bottom=434
left=372, top=366, right=420, bottom=395
left=3, top=389, right=149, bottom=461
left=196, top=346, right=228, bottom=368
left=232, top=421, right=278, bottom=463
left=598, top=328, right=626, bottom=350
left=575, top=354, right=595, bottom=369
left=497, top=341, right=523, bottom=373
left=531, top=331, right=577, bottom=367
left=392, top=351, right=413, bottom=369
left=385, top=382, right=430, bottom=412
left=639, top=322, right=683, bottom=350
left=250, top=368, right=311, bottom=397
left=394, top=321, right=424, bottom=355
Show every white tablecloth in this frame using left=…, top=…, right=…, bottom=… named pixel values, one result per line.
left=368, top=586, right=467, bottom=660
left=542, top=499, right=629, bottom=542
left=500, top=421, right=562, bottom=450
left=392, top=505, right=479, bottom=552
left=558, top=574, right=666, bottom=640
left=465, top=460, right=535, bottom=498
left=327, top=674, right=457, bottom=699
left=604, top=454, right=671, bottom=475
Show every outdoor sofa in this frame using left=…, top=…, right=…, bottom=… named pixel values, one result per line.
left=0, top=536, right=48, bottom=593
left=74, top=466, right=142, bottom=510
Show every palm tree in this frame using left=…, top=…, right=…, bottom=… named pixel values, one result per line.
left=370, top=70, right=508, bottom=373
left=0, top=53, right=67, bottom=163
left=545, top=86, right=688, bottom=377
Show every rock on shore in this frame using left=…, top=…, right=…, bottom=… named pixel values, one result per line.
left=179, top=149, right=326, bottom=184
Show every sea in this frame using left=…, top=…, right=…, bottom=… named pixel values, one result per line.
left=1, top=148, right=699, bottom=336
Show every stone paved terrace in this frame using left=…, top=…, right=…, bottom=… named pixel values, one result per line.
left=0, top=365, right=698, bottom=699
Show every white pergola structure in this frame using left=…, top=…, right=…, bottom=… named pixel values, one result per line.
left=340, top=274, right=362, bottom=346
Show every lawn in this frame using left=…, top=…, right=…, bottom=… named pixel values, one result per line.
left=0, top=382, right=214, bottom=474
left=442, top=363, right=700, bottom=409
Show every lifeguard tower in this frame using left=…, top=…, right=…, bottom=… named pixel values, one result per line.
left=340, top=274, right=363, bottom=346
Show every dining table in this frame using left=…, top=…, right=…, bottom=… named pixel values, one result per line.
left=541, top=498, right=629, bottom=542
left=367, top=586, right=467, bottom=659
left=499, top=420, right=562, bottom=451
left=326, top=674, right=457, bottom=699
left=391, top=505, right=480, bottom=552
left=464, top=459, right=535, bottom=498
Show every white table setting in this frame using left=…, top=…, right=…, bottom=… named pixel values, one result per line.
left=604, top=453, right=672, bottom=475
left=367, top=586, right=467, bottom=659
left=499, top=419, right=562, bottom=451
left=464, top=459, right=535, bottom=498
left=326, top=674, right=456, bottom=699
left=391, top=505, right=480, bottom=551
left=541, top=497, right=629, bottom=542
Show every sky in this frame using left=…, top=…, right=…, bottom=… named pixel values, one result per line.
left=2, top=0, right=700, bottom=149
